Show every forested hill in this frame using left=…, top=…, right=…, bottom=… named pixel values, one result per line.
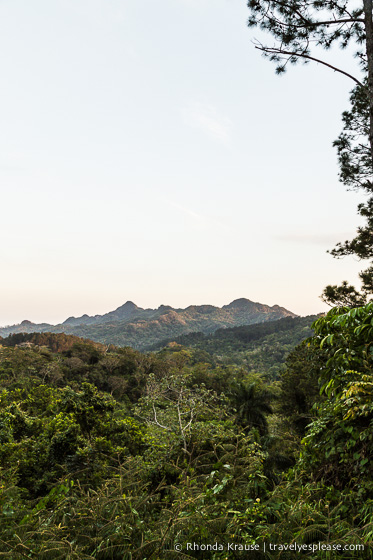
left=1, top=306, right=373, bottom=557
left=0, top=298, right=297, bottom=350
left=0, top=315, right=317, bottom=379
left=155, top=315, right=319, bottom=376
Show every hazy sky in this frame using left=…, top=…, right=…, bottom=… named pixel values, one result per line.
left=0, top=0, right=367, bottom=325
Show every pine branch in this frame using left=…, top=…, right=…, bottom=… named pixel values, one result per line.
left=254, top=43, right=364, bottom=86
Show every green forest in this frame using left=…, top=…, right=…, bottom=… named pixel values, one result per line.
left=0, top=305, right=372, bottom=558
left=153, top=315, right=317, bottom=377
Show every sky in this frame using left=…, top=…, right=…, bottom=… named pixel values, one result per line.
left=0, top=0, right=367, bottom=325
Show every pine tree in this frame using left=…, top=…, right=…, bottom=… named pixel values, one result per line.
left=247, top=1, right=373, bottom=304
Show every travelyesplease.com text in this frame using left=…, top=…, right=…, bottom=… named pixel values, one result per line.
left=172, top=542, right=365, bottom=553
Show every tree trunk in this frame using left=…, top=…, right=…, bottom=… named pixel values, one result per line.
left=363, top=0, right=373, bottom=176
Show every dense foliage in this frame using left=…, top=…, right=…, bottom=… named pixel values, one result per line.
left=155, top=315, right=317, bottom=378
left=0, top=306, right=372, bottom=558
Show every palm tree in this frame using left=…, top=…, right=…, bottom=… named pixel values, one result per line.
left=230, top=381, right=273, bottom=436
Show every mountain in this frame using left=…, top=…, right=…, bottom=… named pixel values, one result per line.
left=153, top=314, right=319, bottom=377
left=0, top=298, right=297, bottom=350
left=62, top=300, right=151, bottom=326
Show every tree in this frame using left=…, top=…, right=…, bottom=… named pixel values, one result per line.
left=326, top=81, right=373, bottom=302
left=135, top=371, right=222, bottom=456
left=247, top=1, right=372, bottom=153
left=320, top=279, right=368, bottom=307
left=280, top=339, right=325, bottom=436
left=300, top=305, right=373, bottom=490
left=247, top=1, right=373, bottom=303
left=230, top=380, right=274, bottom=435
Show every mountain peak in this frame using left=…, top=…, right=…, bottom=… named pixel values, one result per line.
left=158, top=304, right=173, bottom=312
left=117, top=301, right=138, bottom=310
left=224, top=298, right=255, bottom=309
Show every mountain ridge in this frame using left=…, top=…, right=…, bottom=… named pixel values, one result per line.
left=0, top=298, right=298, bottom=350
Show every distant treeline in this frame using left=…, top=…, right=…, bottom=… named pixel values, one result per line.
left=154, top=314, right=319, bottom=350
left=0, top=331, right=106, bottom=353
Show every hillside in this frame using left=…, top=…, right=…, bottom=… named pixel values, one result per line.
left=0, top=306, right=372, bottom=558
left=155, top=314, right=318, bottom=377
left=0, top=298, right=297, bottom=350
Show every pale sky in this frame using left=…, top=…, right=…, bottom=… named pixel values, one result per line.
left=0, top=0, right=367, bottom=325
